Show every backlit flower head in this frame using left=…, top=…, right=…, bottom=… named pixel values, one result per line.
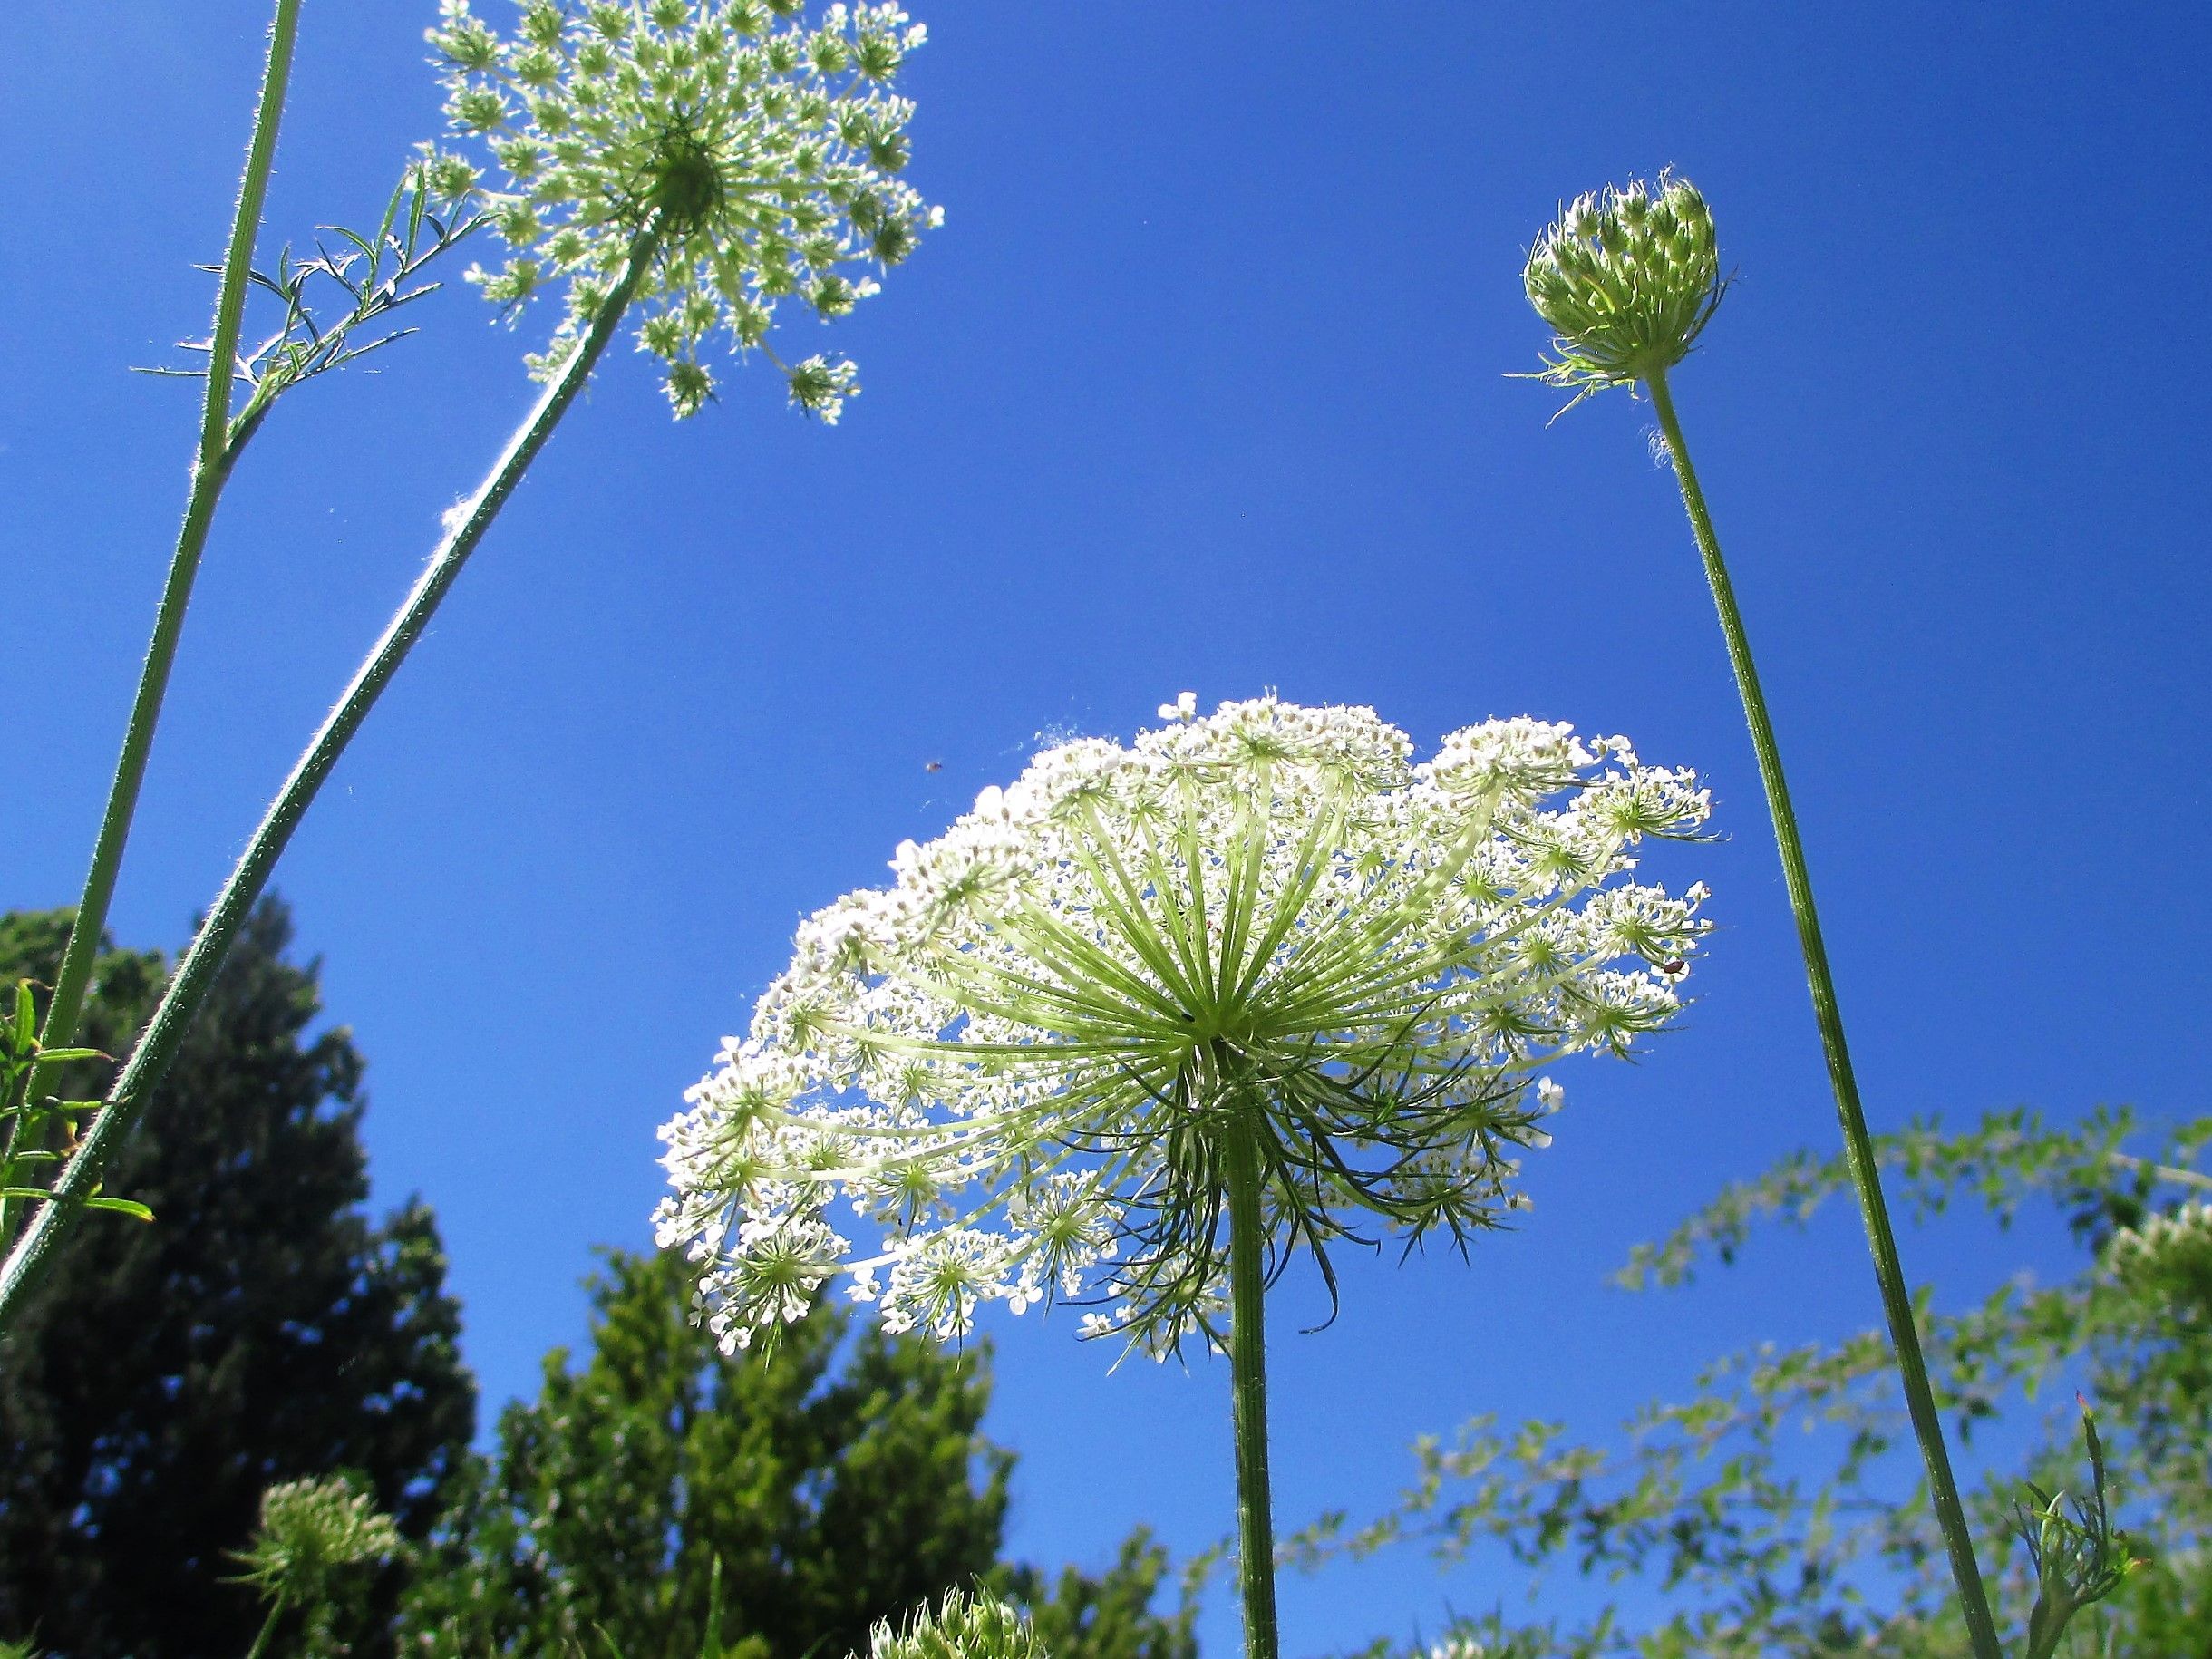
left=656, top=697, right=1713, bottom=1357
left=1524, top=173, right=1723, bottom=410
left=423, top=0, right=938, bottom=421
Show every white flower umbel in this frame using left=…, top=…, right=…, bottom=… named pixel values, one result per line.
left=659, top=696, right=1712, bottom=1359
left=425, top=0, right=938, bottom=420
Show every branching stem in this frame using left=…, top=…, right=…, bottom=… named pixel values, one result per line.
left=0, top=0, right=305, bottom=1245
left=1643, top=364, right=2003, bottom=1659
left=0, top=225, right=662, bottom=1329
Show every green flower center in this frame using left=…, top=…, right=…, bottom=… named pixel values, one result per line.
left=647, top=127, right=723, bottom=228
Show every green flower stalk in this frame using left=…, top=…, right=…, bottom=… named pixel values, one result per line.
left=0, top=0, right=936, bottom=1327
left=0, top=1, right=306, bottom=1249
left=1521, top=173, right=2003, bottom=1659
left=659, top=696, right=1716, bottom=1659
left=0, top=0, right=479, bottom=1246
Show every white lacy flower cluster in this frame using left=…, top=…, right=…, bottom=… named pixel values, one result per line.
left=657, top=696, right=1712, bottom=1356
left=2107, top=1200, right=2212, bottom=1304
left=424, top=0, right=938, bottom=420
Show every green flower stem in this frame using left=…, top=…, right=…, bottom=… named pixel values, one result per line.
left=1221, top=1097, right=1282, bottom=1659
left=0, top=0, right=304, bottom=1245
left=1643, top=365, right=2003, bottom=1659
left=243, top=1596, right=286, bottom=1659
left=0, top=223, right=661, bottom=1330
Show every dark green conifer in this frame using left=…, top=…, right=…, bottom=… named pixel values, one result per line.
left=0, top=901, right=474, bottom=1656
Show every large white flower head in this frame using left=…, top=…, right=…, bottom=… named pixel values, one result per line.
left=423, top=0, right=938, bottom=421
left=656, top=697, right=1714, bottom=1358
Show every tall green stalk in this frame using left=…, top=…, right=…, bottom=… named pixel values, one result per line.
left=1222, top=1105, right=1282, bottom=1659
left=1644, top=364, right=2003, bottom=1659
left=0, top=0, right=304, bottom=1244
left=0, top=225, right=661, bottom=1330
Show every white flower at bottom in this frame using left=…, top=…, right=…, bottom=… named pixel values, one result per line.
left=656, top=696, right=1714, bottom=1357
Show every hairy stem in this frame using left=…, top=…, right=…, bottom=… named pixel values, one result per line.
left=1222, top=1103, right=1281, bottom=1659
left=0, top=0, right=305, bottom=1245
left=1643, top=364, right=2003, bottom=1659
left=0, top=226, right=661, bottom=1328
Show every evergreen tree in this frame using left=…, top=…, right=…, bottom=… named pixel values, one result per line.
left=0, top=900, right=475, bottom=1657
left=403, top=1248, right=1196, bottom=1659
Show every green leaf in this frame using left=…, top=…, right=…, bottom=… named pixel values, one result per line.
left=701, top=1556, right=725, bottom=1657
left=82, top=1196, right=154, bottom=1222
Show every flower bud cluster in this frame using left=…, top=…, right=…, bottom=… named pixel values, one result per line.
left=656, top=697, right=1713, bottom=1358
left=231, top=1477, right=403, bottom=1608
left=424, top=0, right=939, bottom=421
left=867, top=1591, right=1043, bottom=1659
left=1524, top=174, right=1723, bottom=406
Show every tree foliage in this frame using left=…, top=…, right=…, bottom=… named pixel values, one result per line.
left=0, top=901, right=475, bottom=1657
left=401, top=1247, right=1197, bottom=1659
left=1299, top=1106, right=2212, bottom=1657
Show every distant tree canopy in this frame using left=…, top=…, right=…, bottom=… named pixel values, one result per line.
left=1305, top=1105, right=2212, bottom=1658
left=401, top=1247, right=1198, bottom=1659
left=0, top=899, right=476, bottom=1657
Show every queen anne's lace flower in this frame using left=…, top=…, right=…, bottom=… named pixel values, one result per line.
left=424, top=0, right=938, bottom=420
left=1524, top=173, right=1723, bottom=409
left=657, top=697, right=1714, bottom=1356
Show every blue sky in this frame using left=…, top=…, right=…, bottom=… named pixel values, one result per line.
left=4, top=1, right=2209, bottom=1651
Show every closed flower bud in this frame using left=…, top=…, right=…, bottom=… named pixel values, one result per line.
left=1521, top=173, right=1727, bottom=409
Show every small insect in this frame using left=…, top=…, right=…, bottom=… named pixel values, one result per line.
left=924, top=760, right=943, bottom=773
left=1661, top=958, right=1686, bottom=976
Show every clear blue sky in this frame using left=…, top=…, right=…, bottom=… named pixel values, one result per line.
left=5, top=2, right=2208, bottom=1652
